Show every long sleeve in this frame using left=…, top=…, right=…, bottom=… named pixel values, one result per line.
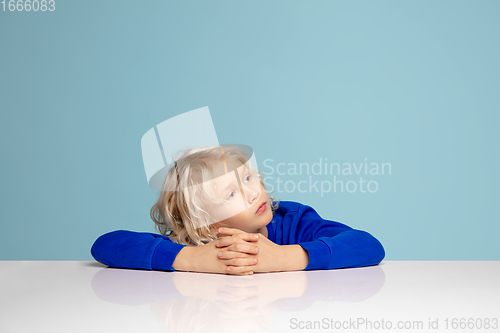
left=285, top=203, right=385, bottom=270
left=90, top=230, right=187, bottom=272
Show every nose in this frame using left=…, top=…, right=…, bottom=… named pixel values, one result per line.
left=243, top=183, right=260, bottom=205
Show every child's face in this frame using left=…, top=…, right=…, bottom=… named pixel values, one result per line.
left=205, top=158, right=273, bottom=233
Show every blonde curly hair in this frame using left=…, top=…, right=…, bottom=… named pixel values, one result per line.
left=150, top=145, right=279, bottom=246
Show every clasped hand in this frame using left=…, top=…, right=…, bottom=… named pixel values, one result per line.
left=215, top=227, right=284, bottom=275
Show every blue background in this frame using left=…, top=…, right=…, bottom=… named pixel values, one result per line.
left=1, top=0, right=498, bottom=260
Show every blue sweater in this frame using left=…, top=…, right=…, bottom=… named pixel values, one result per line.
left=91, top=201, right=385, bottom=271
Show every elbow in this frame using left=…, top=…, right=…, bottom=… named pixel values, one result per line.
left=357, top=230, right=385, bottom=266
left=90, top=230, right=127, bottom=265
left=373, top=240, right=385, bottom=265
left=367, top=232, right=385, bottom=265
left=90, top=233, right=108, bottom=264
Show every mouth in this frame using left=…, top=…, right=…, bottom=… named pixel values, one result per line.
left=255, top=202, right=267, bottom=214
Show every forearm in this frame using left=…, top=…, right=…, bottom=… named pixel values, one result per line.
left=172, top=246, right=196, bottom=271
left=297, top=231, right=385, bottom=270
left=280, top=245, right=309, bottom=271
left=91, top=230, right=186, bottom=271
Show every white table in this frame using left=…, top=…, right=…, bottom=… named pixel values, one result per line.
left=1, top=261, right=499, bottom=333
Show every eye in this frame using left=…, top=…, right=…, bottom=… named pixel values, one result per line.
left=227, top=191, right=236, bottom=200
left=244, top=175, right=251, bottom=182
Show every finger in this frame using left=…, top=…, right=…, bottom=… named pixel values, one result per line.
left=217, top=234, right=259, bottom=248
left=233, top=231, right=260, bottom=242
left=233, top=270, right=254, bottom=276
left=227, top=243, right=259, bottom=255
left=217, top=227, right=247, bottom=236
left=216, top=234, right=259, bottom=247
left=226, top=265, right=255, bottom=275
left=215, top=236, right=236, bottom=248
left=222, top=257, right=258, bottom=267
left=218, top=251, right=255, bottom=260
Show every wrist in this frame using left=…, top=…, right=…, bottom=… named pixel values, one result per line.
left=281, top=245, right=309, bottom=271
left=172, top=246, right=195, bottom=271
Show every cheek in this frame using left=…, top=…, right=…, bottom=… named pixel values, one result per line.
left=210, top=200, right=247, bottom=222
left=222, top=209, right=249, bottom=227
